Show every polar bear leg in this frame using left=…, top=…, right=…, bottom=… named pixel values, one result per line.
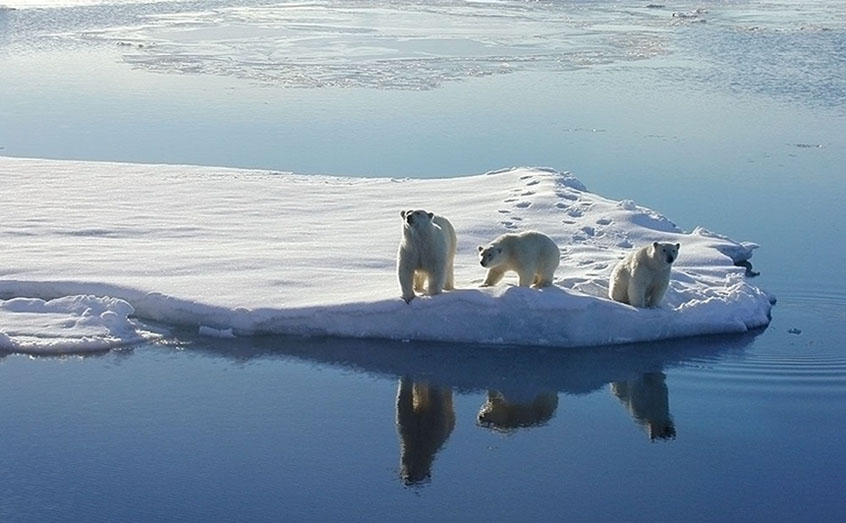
left=533, top=266, right=556, bottom=288
left=627, top=276, right=648, bottom=308
left=398, top=260, right=416, bottom=303
left=444, top=257, right=455, bottom=291
left=413, top=271, right=426, bottom=292
left=609, top=269, right=629, bottom=303
left=647, top=278, right=669, bottom=308
left=482, top=267, right=505, bottom=287
left=427, top=266, right=446, bottom=295
left=517, top=265, right=537, bottom=287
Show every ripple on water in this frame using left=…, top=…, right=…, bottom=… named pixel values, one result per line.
left=670, top=290, right=846, bottom=394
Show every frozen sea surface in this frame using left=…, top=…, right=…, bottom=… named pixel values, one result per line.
left=1, top=0, right=843, bottom=100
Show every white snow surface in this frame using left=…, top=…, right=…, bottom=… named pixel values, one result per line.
left=0, top=295, right=151, bottom=353
left=0, top=156, right=774, bottom=353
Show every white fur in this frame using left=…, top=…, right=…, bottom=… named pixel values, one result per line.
left=397, top=209, right=457, bottom=303
left=478, top=231, right=560, bottom=288
left=609, top=242, right=679, bottom=308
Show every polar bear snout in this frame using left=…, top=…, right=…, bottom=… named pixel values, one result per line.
left=401, top=209, right=434, bottom=229
left=477, top=246, right=499, bottom=268
left=401, top=209, right=416, bottom=226
left=661, top=242, right=679, bottom=265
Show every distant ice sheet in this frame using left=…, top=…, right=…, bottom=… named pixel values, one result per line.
left=5, top=0, right=844, bottom=105
left=1, top=0, right=171, bottom=8
left=70, top=0, right=668, bottom=90
left=0, top=156, right=774, bottom=353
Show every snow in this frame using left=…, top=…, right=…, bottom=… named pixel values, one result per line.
left=0, top=295, right=153, bottom=353
left=0, top=156, right=774, bottom=354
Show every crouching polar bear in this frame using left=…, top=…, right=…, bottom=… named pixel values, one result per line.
left=397, top=209, right=457, bottom=303
left=478, top=231, right=560, bottom=288
left=609, top=241, right=679, bottom=308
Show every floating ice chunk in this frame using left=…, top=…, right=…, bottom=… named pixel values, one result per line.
left=0, top=295, right=152, bottom=354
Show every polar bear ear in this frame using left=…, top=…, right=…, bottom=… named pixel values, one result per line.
left=675, top=243, right=680, bottom=250
left=477, top=245, right=484, bottom=252
left=427, top=212, right=433, bottom=219
left=652, top=241, right=659, bottom=249
left=400, top=210, right=407, bottom=219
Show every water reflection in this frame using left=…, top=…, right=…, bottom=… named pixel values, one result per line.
left=610, top=372, right=675, bottom=441
left=155, top=329, right=760, bottom=484
left=477, top=389, right=559, bottom=432
left=395, top=378, right=455, bottom=485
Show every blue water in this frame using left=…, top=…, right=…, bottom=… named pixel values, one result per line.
left=1, top=0, right=845, bottom=521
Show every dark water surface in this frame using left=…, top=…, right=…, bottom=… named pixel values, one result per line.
left=1, top=0, right=845, bottom=521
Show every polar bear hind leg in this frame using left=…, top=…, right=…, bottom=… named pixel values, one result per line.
left=533, top=267, right=555, bottom=288
left=517, top=264, right=537, bottom=287
left=426, top=266, right=446, bottom=296
left=413, top=271, right=426, bottom=292
left=444, top=257, right=455, bottom=291
left=532, top=257, right=557, bottom=288
left=609, top=275, right=625, bottom=303
left=627, top=276, right=648, bottom=308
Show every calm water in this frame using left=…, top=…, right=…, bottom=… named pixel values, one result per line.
left=1, top=0, right=845, bottom=521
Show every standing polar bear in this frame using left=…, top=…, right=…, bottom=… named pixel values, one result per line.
left=609, top=242, right=680, bottom=308
left=478, top=231, right=560, bottom=288
left=397, top=209, right=457, bottom=303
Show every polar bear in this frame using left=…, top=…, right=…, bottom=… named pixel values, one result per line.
left=397, top=209, right=457, bottom=303
left=477, top=231, right=560, bottom=288
left=608, top=241, right=679, bottom=308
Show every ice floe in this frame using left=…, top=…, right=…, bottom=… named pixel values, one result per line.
left=0, top=295, right=153, bottom=353
left=0, top=156, right=774, bottom=353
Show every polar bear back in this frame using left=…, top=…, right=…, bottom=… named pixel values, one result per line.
left=432, top=215, right=457, bottom=260
left=496, top=231, right=560, bottom=271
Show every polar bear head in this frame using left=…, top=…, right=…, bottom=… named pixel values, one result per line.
left=400, top=209, right=434, bottom=232
left=477, top=244, right=505, bottom=268
left=651, top=242, right=680, bottom=266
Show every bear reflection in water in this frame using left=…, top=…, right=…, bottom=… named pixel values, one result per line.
left=610, top=372, right=676, bottom=441
left=395, top=377, right=456, bottom=485
left=477, top=390, right=559, bottom=431
left=395, top=372, right=677, bottom=484
left=184, top=328, right=756, bottom=484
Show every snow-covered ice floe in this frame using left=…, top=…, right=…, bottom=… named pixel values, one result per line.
left=0, top=156, right=774, bottom=354
left=0, top=295, right=154, bottom=354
